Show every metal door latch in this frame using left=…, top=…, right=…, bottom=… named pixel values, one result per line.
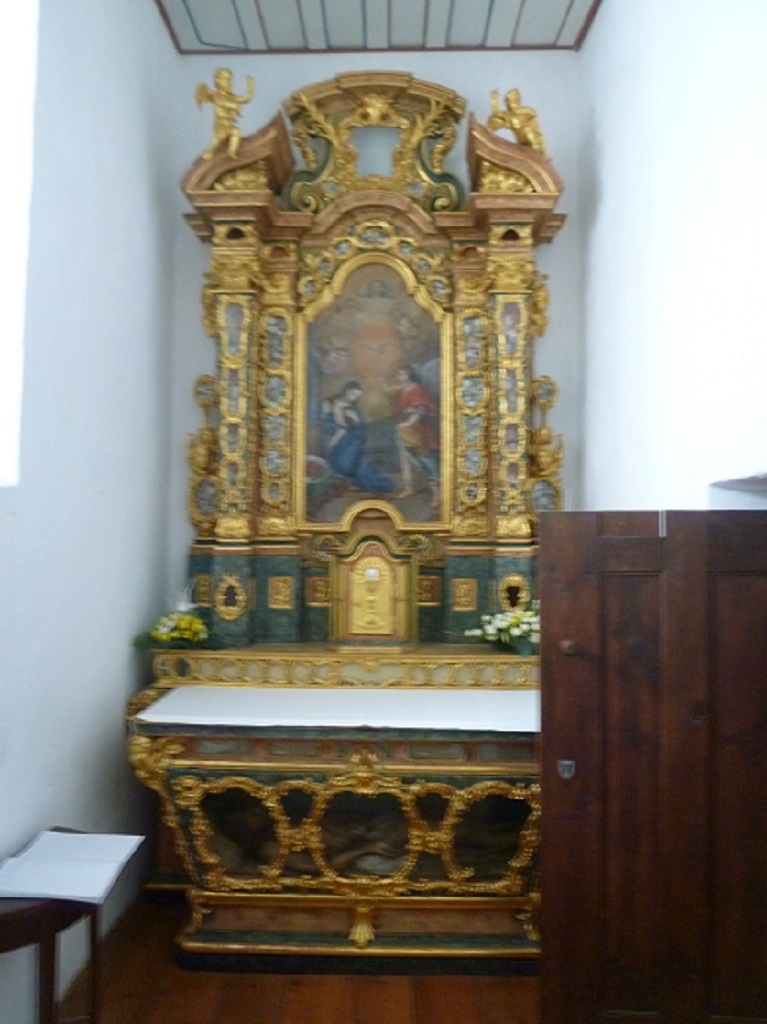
left=557, top=759, right=576, bottom=780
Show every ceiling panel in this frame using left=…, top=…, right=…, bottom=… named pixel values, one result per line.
left=298, top=0, right=328, bottom=50
left=448, top=0, right=493, bottom=48
left=324, top=0, right=366, bottom=49
left=556, top=0, right=597, bottom=47
left=365, top=0, right=389, bottom=49
left=155, top=0, right=602, bottom=53
left=235, top=0, right=270, bottom=49
left=257, top=0, right=305, bottom=49
left=390, top=0, right=427, bottom=49
left=513, top=0, right=574, bottom=46
left=424, top=0, right=452, bottom=49
left=485, top=0, right=524, bottom=48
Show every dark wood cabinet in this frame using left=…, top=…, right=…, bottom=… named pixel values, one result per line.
left=540, top=511, right=767, bottom=1024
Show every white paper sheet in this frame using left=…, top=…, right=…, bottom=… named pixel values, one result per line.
left=0, top=831, right=144, bottom=904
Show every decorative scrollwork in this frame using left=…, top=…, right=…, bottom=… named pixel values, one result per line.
left=283, top=73, right=466, bottom=215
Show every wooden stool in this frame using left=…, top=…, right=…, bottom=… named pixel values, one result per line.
left=0, top=898, right=99, bottom=1024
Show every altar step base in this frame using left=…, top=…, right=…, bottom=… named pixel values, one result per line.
left=178, top=892, right=539, bottom=960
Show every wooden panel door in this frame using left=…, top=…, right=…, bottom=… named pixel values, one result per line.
left=539, top=511, right=767, bottom=1024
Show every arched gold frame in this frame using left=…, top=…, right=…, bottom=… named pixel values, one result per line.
left=295, top=251, right=452, bottom=531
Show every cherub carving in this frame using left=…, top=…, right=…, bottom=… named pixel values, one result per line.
left=531, top=425, right=563, bottom=477
left=196, top=68, right=255, bottom=160
left=488, top=88, right=547, bottom=156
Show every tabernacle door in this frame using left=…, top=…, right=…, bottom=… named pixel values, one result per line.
left=540, top=511, right=767, bottom=1024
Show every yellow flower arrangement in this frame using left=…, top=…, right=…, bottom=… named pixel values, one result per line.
left=133, top=593, right=210, bottom=650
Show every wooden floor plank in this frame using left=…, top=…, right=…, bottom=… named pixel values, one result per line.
left=413, top=976, right=483, bottom=1024
left=476, top=975, right=540, bottom=1024
left=213, top=974, right=290, bottom=1024
left=282, top=974, right=354, bottom=1024
left=60, top=899, right=539, bottom=1024
left=352, top=976, right=417, bottom=1024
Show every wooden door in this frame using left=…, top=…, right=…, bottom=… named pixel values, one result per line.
left=539, top=511, right=767, bottom=1024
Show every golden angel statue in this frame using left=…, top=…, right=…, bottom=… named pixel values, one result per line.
left=488, top=88, right=547, bottom=156
left=196, top=68, right=255, bottom=160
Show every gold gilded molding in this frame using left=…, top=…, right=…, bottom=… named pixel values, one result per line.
left=498, top=574, right=531, bottom=613
left=149, top=644, right=540, bottom=689
left=488, top=255, right=535, bottom=293
left=193, top=573, right=212, bottom=607
left=214, top=574, right=248, bottom=620
left=269, top=576, right=294, bottom=609
left=452, top=578, right=477, bottom=612
left=478, top=160, right=536, bottom=195
left=127, top=735, right=184, bottom=790
left=298, top=222, right=451, bottom=314
left=154, top=757, right=540, bottom=902
left=187, top=375, right=220, bottom=538
left=212, top=161, right=269, bottom=192
left=306, top=576, right=331, bottom=607
left=417, top=575, right=441, bottom=606
left=529, top=272, right=549, bottom=338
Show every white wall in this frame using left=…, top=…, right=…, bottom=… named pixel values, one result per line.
left=580, top=0, right=767, bottom=508
left=0, top=3, right=185, bottom=1020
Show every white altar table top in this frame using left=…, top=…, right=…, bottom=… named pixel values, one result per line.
left=135, top=686, right=540, bottom=733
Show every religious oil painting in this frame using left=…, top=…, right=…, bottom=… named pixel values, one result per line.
left=303, top=263, right=443, bottom=525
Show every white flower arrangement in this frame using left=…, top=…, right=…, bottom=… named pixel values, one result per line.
left=465, top=601, right=540, bottom=651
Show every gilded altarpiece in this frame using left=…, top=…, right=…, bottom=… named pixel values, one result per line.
left=181, top=72, right=564, bottom=647
left=129, top=72, right=565, bottom=960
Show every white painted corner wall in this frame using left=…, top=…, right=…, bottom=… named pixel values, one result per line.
left=579, top=0, right=767, bottom=509
left=0, top=3, right=182, bottom=1020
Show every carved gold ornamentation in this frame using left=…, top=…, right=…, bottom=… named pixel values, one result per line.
left=498, top=574, right=531, bottom=613
left=529, top=272, right=549, bottom=338
left=149, top=645, right=540, bottom=689
left=488, top=89, right=547, bottom=156
left=306, top=576, right=331, bottom=607
left=531, top=425, right=563, bottom=478
left=496, top=514, right=533, bottom=539
left=214, top=574, right=248, bottom=620
left=493, top=296, right=531, bottom=539
left=487, top=256, right=535, bottom=293
left=349, top=902, right=376, bottom=948
left=154, top=754, right=540, bottom=901
left=212, top=161, right=269, bottom=192
left=193, top=573, right=212, bottom=607
left=528, top=375, right=563, bottom=518
left=452, top=578, right=477, bottom=612
left=187, top=375, right=220, bottom=537
left=269, top=576, right=294, bottom=610
left=417, top=576, right=441, bottom=606
left=478, top=159, right=536, bottom=195
left=177, top=72, right=567, bottom=639
left=196, top=69, right=255, bottom=160
left=298, top=222, right=451, bottom=313
left=125, top=687, right=164, bottom=718
left=283, top=73, right=466, bottom=215
left=257, top=308, right=294, bottom=532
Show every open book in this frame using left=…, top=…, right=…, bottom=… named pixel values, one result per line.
left=0, top=830, right=144, bottom=904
